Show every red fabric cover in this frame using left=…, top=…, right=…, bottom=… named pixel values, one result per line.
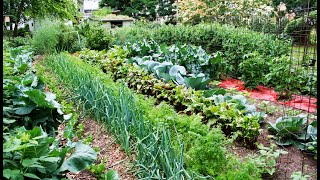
left=219, top=78, right=317, bottom=113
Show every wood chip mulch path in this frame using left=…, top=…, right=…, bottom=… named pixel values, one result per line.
left=64, top=118, right=136, bottom=180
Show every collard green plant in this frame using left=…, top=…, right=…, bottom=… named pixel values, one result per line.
left=3, top=46, right=67, bottom=135
left=3, top=126, right=97, bottom=180
left=125, top=39, right=222, bottom=77
left=204, top=94, right=263, bottom=144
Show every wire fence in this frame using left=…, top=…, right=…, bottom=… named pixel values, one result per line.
left=218, top=2, right=316, bottom=180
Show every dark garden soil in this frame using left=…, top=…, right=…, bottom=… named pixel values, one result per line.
left=62, top=118, right=136, bottom=180
left=230, top=98, right=317, bottom=180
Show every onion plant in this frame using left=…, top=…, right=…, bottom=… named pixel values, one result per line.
left=44, top=53, right=190, bottom=179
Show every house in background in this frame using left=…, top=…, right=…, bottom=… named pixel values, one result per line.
left=3, top=16, right=35, bottom=32
left=79, top=0, right=102, bottom=18
left=89, top=15, right=134, bottom=29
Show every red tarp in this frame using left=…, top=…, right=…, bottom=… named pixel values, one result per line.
left=219, top=78, right=317, bottom=113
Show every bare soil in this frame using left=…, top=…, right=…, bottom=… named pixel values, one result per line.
left=58, top=118, right=136, bottom=180
left=230, top=97, right=317, bottom=180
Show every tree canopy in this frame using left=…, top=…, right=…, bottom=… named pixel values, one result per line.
left=99, top=0, right=176, bottom=21
left=271, top=0, right=317, bottom=12
left=3, top=0, right=77, bottom=36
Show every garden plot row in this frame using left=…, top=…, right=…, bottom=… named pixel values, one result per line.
left=2, top=42, right=98, bottom=179
left=78, top=46, right=265, bottom=146
left=43, top=52, right=294, bottom=179
left=114, top=24, right=317, bottom=98
left=76, top=42, right=317, bottom=155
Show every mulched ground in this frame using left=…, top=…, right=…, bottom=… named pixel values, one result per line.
left=58, top=118, right=136, bottom=180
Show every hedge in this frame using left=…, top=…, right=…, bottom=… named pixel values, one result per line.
left=114, top=23, right=291, bottom=76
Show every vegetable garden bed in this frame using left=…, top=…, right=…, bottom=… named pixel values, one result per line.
left=4, top=18, right=317, bottom=180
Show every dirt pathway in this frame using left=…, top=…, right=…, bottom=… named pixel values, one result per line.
left=65, top=118, right=136, bottom=180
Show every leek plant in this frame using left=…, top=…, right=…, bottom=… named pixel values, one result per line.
left=44, top=53, right=191, bottom=179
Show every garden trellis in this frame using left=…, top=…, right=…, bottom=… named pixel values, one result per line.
left=205, top=1, right=317, bottom=178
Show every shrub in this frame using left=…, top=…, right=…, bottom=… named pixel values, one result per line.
left=32, top=18, right=82, bottom=54
left=249, top=16, right=277, bottom=34
left=239, top=52, right=271, bottom=88
left=76, top=20, right=114, bottom=51
left=114, top=23, right=291, bottom=76
left=56, top=23, right=83, bottom=53
left=17, top=24, right=31, bottom=37
left=32, top=18, right=60, bottom=54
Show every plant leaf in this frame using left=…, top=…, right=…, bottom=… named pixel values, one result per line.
left=59, top=142, right=97, bottom=173
left=15, top=106, right=35, bottom=115
left=105, top=170, right=120, bottom=180
left=23, top=173, right=41, bottom=179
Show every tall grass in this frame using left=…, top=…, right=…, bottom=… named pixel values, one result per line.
left=44, top=53, right=190, bottom=179
left=32, top=18, right=83, bottom=54
left=32, top=18, right=60, bottom=54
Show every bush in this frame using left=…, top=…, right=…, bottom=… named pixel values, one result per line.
left=114, top=23, right=291, bottom=76
left=56, top=23, right=84, bottom=53
left=76, top=20, right=114, bottom=51
left=17, top=24, right=31, bottom=37
left=239, top=52, right=271, bottom=88
left=32, top=18, right=60, bottom=54
left=8, top=36, right=32, bottom=47
left=32, top=18, right=82, bottom=54
left=249, top=16, right=277, bottom=34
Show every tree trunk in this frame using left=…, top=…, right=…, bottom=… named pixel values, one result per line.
left=10, top=0, right=14, bottom=31
left=13, top=0, right=25, bottom=37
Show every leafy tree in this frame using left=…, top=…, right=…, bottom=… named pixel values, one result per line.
left=99, top=0, right=176, bottom=21
left=271, top=0, right=317, bottom=12
left=178, top=0, right=273, bottom=25
left=3, top=0, right=77, bottom=37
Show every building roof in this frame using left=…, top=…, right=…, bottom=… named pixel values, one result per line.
left=89, top=15, right=134, bottom=22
